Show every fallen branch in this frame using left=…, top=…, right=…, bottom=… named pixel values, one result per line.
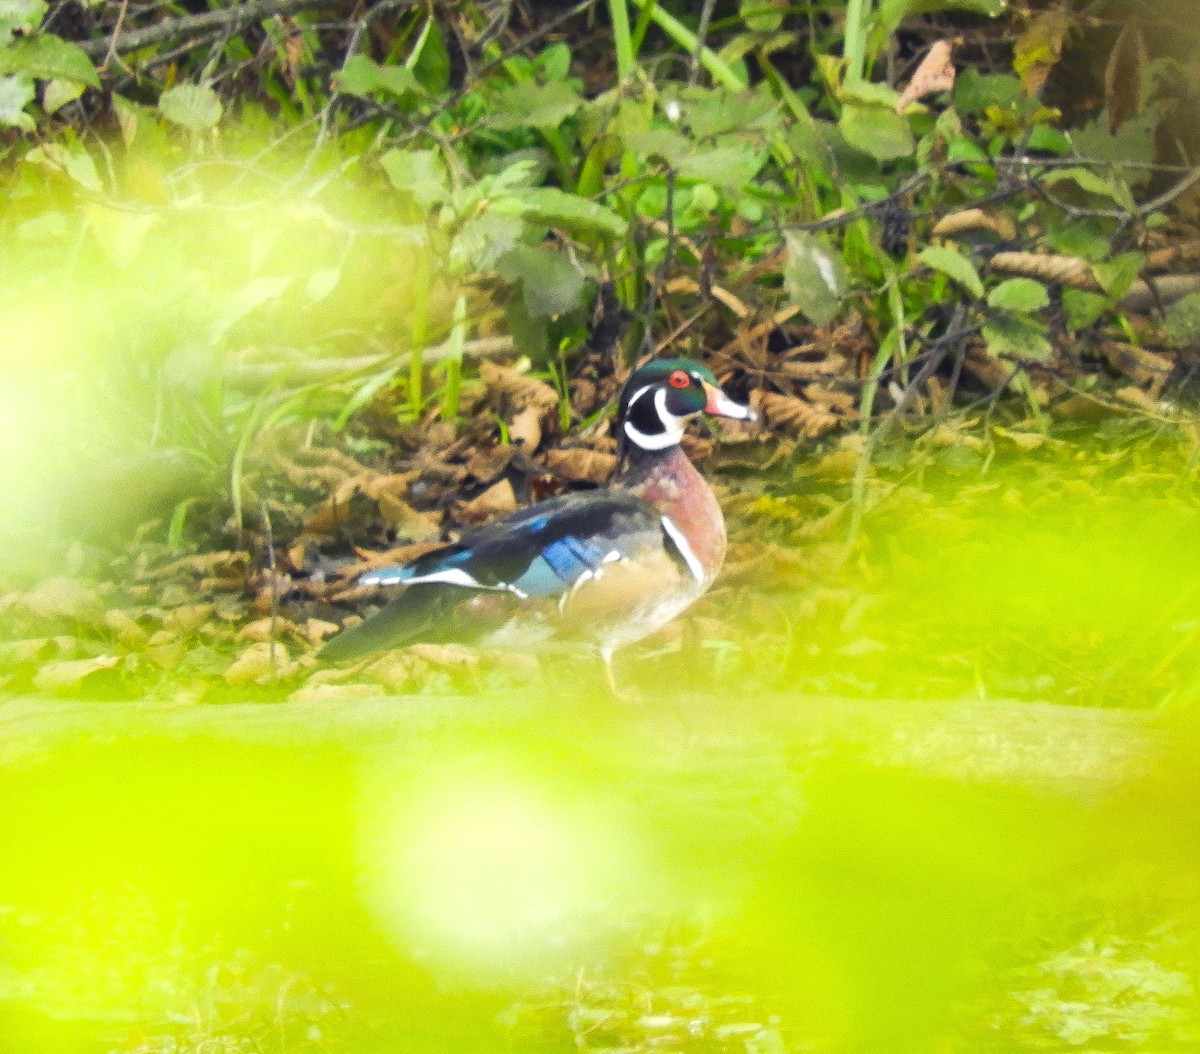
left=990, top=252, right=1200, bottom=310
left=225, top=336, right=515, bottom=388
left=80, top=0, right=379, bottom=60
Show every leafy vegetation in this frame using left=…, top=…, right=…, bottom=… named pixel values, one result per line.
left=2, top=0, right=1200, bottom=696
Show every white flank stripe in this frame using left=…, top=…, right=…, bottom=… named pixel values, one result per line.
left=360, top=571, right=409, bottom=585
left=661, top=515, right=704, bottom=583
left=400, top=568, right=484, bottom=588
left=398, top=567, right=528, bottom=599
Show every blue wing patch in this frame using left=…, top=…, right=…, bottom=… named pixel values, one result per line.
left=511, top=535, right=610, bottom=598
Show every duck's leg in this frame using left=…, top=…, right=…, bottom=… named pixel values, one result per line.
left=598, top=645, right=620, bottom=698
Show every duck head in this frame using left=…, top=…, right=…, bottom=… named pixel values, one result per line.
left=617, top=358, right=755, bottom=453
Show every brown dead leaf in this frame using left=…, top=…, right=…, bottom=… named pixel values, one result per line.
left=302, top=476, right=369, bottom=536
left=931, top=208, right=1017, bottom=242
left=1105, top=19, right=1147, bottom=135
left=238, top=617, right=303, bottom=643
left=1099, top=342, right=1172, bottom=395
left=288, top=682, right=382, bottom=703
left=896, top=39, right=956, bottom=113
left=1114, top=385, right=1160, bottom=412
left=755, top=391, right=842, bottom=439
left=377, top=492, right=443, bottom=541
left=543, top=447, right=617, bottom=484
left=21, top=578, right=102, bottom=622
left=146, top=638, right=187, bottom=669
left=305, top=618, right=341, bottom=644
left=33, top=655, right=119, bottom=691
left=149, top=551, right=250, bottom=581
left=407, top=643, right=480, bottom=668
left=104, top=609, right=147, bottom=646
left=163, top=604, right=214, bottom=634
left=223, top=641, right=295, bottom=684
left=810, top=433, right=867, bottom=482
left=993, top=427, right=1046, bottom=451
left=1013, top=8, right=1075, bottom=97
left=1051, top=393, right=1112, bottom=421
left=479, top=361, right=559, bottom=416
left=802, top=384, right=858, bottom=414
left=457, top=478, right=518, bottom=524
left=778, top=356, right=849, bottom=380
left=509, top=405, right=545, bottom=450
left=466, top=443, right=514, bottom=482
left=286, top=537, right=323, bottom=575
left=363, top=472, right=418, bottom=502
left=361, top=652, right=423, bottom=691
left=251, top=572, right=294, bottom=615
left=0, top=637, right=68, bottom=665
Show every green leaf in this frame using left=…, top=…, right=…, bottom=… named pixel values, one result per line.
left=918, top=245, right=983, bottom=298
left=537, top=42, right=571, bottom=81
left=624, top=127, right=693, bottom=166
left=1043, top=167, right=1133, bottom=209
left=159, top=83, right=223, bottom=130
left=1027, top=123, right=1070, bottom=155
left=1090, top=251, right=1143, bottom=299
left=982, top=314, right=1053, bottom=360
left=953, top=70, right=1020, bottom=116
left=675, top=144, right=764, bottom=189
left=380, top=148, right=448, bottom=210
left=306, top=267, right=341, bottom=303
left=1062, top=288, right=1109, bottom=331
left=946, top=136, right=990, bottom=165
left=42, top=77, right=84, bottom=114
left=0, top=34, right=98, bottom=86
left=0, top=0, right=46, bottom=43
left=335, top=55, right=421, bottom=98
left=783, top=231, right=846, bottom=326
left=449, top=212, right=523, bottom=271
left=1044, top=219, right=1111, bottom=262
left=838, top=102, right=914, bottom=161
left=740, top=0, right=787, bottom=33
left=988, top=277, right=1050, bottom=313
left=210, top=276, right=291, bottom=344
left=839, top=80, right=901, bottom=108
left=674, top=84, right=780, bottom=138
left=500, top=187, right=627, bottom=240
left=496, top=244, right=586, bottom=317
left=0, top=73, right=34, bottom=129
left=490, top=80, right=582, bottom=130
left=25, top=141, right=100, bottom=190
left=1162, top=292, right=1200, bottom=349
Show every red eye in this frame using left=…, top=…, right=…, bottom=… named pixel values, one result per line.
left=668, top=370, right=690, bottom=389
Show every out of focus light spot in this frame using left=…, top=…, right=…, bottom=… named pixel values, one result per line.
left=356, top=757, right=632, bottom=980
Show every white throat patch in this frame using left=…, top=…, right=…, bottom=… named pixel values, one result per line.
left=624, top=386, right=687, bottom=451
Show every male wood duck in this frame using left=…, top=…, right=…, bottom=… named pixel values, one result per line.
left=319, top=358, right=755, bottom=686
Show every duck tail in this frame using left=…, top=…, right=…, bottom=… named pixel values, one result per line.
left=317, top=584, right=459, bottom=663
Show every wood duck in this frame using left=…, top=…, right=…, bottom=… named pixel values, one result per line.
left=319, top=358, right=755, bottom=687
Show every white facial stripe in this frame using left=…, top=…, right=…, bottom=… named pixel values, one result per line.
left=625, top=387, right=687, bottom=451
left=624, top=420, right=680, bottom=450
left=661, top=515, right=704, bottom=583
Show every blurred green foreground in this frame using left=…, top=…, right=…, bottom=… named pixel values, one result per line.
left=1, top=688, right=1197, bottom=1053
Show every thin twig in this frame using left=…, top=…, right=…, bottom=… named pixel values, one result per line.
left=81, top=0, right=361, bottom=60
left=99, top=0, right=130, bottom=72
left=687, top=0, right=718, bottom=87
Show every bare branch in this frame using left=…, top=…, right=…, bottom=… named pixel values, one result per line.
left=81, top=0, right=391, bottom=60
